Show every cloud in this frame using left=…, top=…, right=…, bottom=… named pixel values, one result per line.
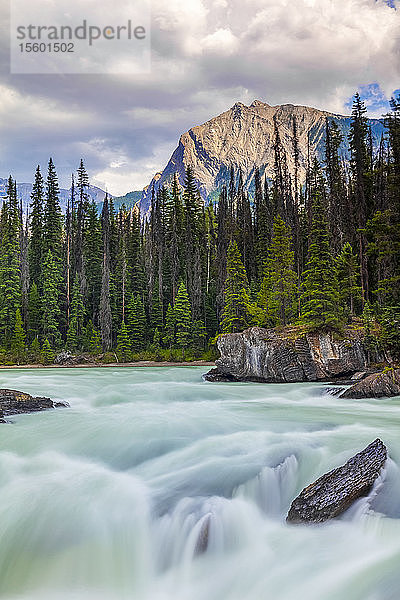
left=0, top=0, right=399, bottom=195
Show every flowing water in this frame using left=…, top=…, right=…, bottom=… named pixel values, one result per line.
left=1, top=366, right=400, bottom=600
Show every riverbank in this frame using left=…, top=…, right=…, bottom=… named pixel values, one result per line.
left=0, top=361, right=215, bottom=370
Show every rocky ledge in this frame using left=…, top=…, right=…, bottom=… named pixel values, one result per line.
left=287, top=439, right=387, bottom=524
left=0, top=389, right=68, bottom=422
left=205, top=327, right=370, bottom=383
left=340, top=369, right=400, bottom=399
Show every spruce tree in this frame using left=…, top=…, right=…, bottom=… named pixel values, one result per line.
left=100, top=195, right=113, bottom=350
left=258, top=215, right=298, bottom=327
left=300, top=190, right=341, bottom=329
left=0, top=181, right=22, bottom=344
left=174, top=282, right=192, bottom=358
left=41, top=250, right=61, bottom=347
left=29, top=165, right=45, bottom=287
left=43, top=158, right=62, bottom=261
left=41, top=338, right=55, bottom=364
left=221, top=241, right=254, bottom=333
left=30, top=337, right=41, bottom=362
left=116, top=320, right=131, bottom=362
left=126, top=293, right=146, bottom=352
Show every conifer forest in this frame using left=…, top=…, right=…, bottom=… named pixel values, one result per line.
left=1, top=94, right=399, bottom=365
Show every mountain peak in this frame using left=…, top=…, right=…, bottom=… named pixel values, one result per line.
left=139, top=99, right=385, bottom=214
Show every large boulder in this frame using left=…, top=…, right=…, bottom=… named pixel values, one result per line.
left=340, top=369, right=400, bottom=399
left=287, top=439, right=387, bottom=524
left=0, top=389, right=68, bottom=420
left=208, top=327, right=368, bottom=383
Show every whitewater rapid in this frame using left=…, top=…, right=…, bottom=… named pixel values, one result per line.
left=1, top=366, right=400, bottom=600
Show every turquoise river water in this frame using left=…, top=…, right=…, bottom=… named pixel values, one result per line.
left=1, top=366, right=400, bottom=600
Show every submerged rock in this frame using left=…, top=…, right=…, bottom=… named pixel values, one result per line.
left=194, top=515, right=210, bottom=555
left=207, top=327, right=369, bottom=383
left=287, top=439, right=387, bottom=524
left=0, top=389, right=68, bottom=420
left=340, top=369, right=400, bottom=399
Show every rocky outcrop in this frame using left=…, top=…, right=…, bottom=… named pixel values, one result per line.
left=341, top=369, right=400, bottom=399
left=207, top=327, right=368, bottom=383
left=0, top=389, right=68, bottom=420
left=287, top=439, right=387, bottom=524
left=54, top=351, right=91, bottom=366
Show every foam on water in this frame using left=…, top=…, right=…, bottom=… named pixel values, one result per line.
left=1, top=366, right=400, bottom=600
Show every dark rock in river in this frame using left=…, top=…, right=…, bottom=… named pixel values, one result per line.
left=0, top=389, right=68, bottom=419
left=340, top=369, right=400, bottom=399
left=202, top=368, right=237, bottom=382
left=194, top=515, right=210, bottom=555
left=287, top=438, right=387, bottom=524
left=207, top=327, right=369, bottom=383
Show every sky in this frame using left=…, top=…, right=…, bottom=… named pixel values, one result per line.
left=0, top=0, right=399, bottom=196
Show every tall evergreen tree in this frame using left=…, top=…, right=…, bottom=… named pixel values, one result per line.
left=221, top=241, right=253, bottom=333
left=257, top=216, right=298, bottom=326
left=29, top=165, right=44, bottom=288
left=41, top=250, right=61, bottom=346
left=174, top=282, right=192, bottom=358
left=100, top=195, right=113, bottom=350
left=300, top=189, right=341, bottom=329
left=43, top=158, right=62, bottom=261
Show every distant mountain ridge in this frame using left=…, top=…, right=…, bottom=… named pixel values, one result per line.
left=139, top=99, right=385, bottom=214
left=0, top=178, right=111, bottom=213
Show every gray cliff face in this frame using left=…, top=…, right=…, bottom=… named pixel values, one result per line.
left=213, top=327, right=368, bottom=383
left=140, top=100, right=384, bottom=215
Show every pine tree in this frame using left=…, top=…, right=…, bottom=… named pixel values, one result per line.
left=174, top=282, right=192, bottom=358
left=258, top=216, right=298, bottom=327
left=11, top=309, right=26, bottom=364
left=221, top=241, right=254, bottom=333
left=116, top=320, right=131, bottom=362
left=300, top=189, right=341, bottom=329
left=41, top=338, right=55, bottom=364
left=41, top=250, right=61, bottom=347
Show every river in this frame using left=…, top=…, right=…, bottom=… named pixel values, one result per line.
left=1, top=366, right=400, bottom=600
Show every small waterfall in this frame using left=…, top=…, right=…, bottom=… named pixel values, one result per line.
left=233, top=454, right=299, bottom=517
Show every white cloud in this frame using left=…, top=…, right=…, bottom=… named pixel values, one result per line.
left=0, top=0, right=399, bottom=193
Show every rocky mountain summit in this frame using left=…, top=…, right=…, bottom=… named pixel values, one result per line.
left=140, top=100, right=384, bottom=214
